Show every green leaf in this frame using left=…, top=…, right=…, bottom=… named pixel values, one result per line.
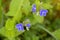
left=4, top=16, right=23, bottom=38
left=28, top=15, right=38, bottom=25
left=1, top=0, right=25, bottom=38
left=0, top=0, right=2, bottom=27
left=31, top=35, right=39, bottom=40
left=0, top=0, right=2, bottom=6
left=42, top=3, right=53, bottom=9
left=35, top=0, right=40, bottom=11
left=0, top=27, right=6, bottom=37
left=23, top=31, right=39, bottom=40
left=41, top=0, right=51, bottom=3
left=53, top=29, right=60, bottom=40
left=34, top=23, right=57, bottom=40
left=0, top=7, right=2, bottom=27
left=5, top=19, right=16, bottom=38
left=6, top=0, right=24, bottom=22
left=22, top=0, right=31, bottom=15
left=15, top=30, right=25, bottom=37
left=0, top=19, right=24, bottom=38
left=33, top=12, right=44, bottom=24
left=0, top=7, right=3, bottom=27
left=6, top=0, right=24, bottom=16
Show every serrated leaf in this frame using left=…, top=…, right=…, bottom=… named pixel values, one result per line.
left=5, top=19, right=16, bottom=38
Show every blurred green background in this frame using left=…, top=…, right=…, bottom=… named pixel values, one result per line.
left=0, top=0, right=60, bottom=40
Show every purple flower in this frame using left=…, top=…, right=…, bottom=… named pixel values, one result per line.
left=16, top=23, right=24, bottom=31
left=40, top=9, right=48, bottom=16
left=26, top=23, right=31, bottom=28
left=32, top=4, right=36, bottom=12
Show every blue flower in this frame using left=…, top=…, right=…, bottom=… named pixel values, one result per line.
left=26, top=23, right=31, bottom=28
left=32, top=4, right=36, bottom=12
left=40, top=9, right=48, bottom=16
left=16, top=23, right=24, bottom=31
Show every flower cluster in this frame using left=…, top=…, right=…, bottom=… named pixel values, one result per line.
left=32, top=4, right=48, bottom=16
left=16, top=23, right=31, bottom=31
left=16, top=4, right=48, bottom=31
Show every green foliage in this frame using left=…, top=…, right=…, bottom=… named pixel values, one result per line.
left=0, top=7, right=2, bottom=27
left=33, top=12, right=44, bottom=24
left=0, top=0, right=60, bottom=40
left=42, top=3, right=53, bottom=9
left=53, top=29, right=60, bottom=40
left=22, top=0, right=31, bottom=15
left=23, top=31, right=39, bottom=40
left=6, top=0, right=23, bottom=16
left=0, top=0, right=25, bottom=40
left=0, top=0, right=3, bottom=28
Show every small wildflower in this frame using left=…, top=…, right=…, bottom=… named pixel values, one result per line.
left=16, top=23, right=24, bottom=31
left=26, top=23, right=31, bottom=31
left=40, top=9, right=48, bottom=16
left=32, top=4, right=36, bottom=12
left=26, top=23, right=31, bottom=28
